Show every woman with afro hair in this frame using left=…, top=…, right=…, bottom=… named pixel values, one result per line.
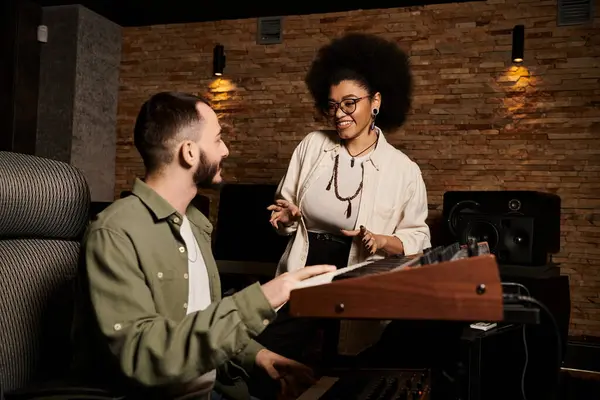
left=260, top=33, right=432, bottom=365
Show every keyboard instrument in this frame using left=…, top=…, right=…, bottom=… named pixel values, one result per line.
left=298, top=369, right=431, bottom=400
left=289, top=241, right=540, bottom=324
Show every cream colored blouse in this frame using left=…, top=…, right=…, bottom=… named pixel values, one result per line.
left=273, top=129, right=433, bottom=355
left=274, top=129, right=431, bottom=276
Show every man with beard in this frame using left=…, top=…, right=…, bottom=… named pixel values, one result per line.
left=70, top=92, right=335, bottom=400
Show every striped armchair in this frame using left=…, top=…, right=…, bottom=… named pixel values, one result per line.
left=0, top=152, right=119, bottom=400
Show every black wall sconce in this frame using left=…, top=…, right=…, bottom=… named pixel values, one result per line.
left=213, top=44, right=225, bottom=76
left=512, top=25, right=524, bottom=63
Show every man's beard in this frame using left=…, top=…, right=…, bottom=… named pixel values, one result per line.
left=193, top=151, right=223, bottom=190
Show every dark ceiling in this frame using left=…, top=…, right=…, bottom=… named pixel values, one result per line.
left=33, top=0, right=475, bottom=27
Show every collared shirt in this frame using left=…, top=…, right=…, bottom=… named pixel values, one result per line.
left=71, top=178, right=275, bottom=399
left=275, top=129, right=431, bottom=276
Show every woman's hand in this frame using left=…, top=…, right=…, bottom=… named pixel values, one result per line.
left=267, top=199, right=302, bottom=229
left=341, top=225, right=388, bottom=255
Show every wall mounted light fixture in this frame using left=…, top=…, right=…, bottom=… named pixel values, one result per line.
left=512, top=25, right=524, bottom=63
left=213, top=44, right=226, bottom=76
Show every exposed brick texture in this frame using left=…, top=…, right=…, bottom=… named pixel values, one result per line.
left=116, top=0, right=600, bottom=336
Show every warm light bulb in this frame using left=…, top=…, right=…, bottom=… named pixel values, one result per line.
left=511, top=25, right=525, bottom=64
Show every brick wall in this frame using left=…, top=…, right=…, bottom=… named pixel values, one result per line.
left=116, top=0, right=600, bottom=336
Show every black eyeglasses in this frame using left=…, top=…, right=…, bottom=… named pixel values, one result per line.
left=326, top=96, right=370, bottom=116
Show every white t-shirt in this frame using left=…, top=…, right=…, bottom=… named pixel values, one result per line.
left=179, top=216, right=215, bottom=393
left=302, top=146, right=371, bottom=233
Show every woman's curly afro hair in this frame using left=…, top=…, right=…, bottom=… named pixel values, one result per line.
left=305, top=33, right=412, bottom=132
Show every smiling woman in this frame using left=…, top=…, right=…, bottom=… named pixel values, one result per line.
left=257, top=33, right=432, bottom=366
left=306, top=33, right=412, bottom=136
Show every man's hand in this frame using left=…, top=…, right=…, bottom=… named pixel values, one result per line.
left=268, top=199, right=301, bottom=229
left=255, top=349, right=316, bottom=399
left=341, top=225, right=388, bottom=255
left=261, top=264, right=336, bottom=309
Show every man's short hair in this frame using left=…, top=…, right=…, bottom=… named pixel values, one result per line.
left=133, top=92, right=210, bottom=173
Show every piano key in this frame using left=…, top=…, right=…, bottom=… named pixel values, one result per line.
left=296, top=376, right=339, bottom=400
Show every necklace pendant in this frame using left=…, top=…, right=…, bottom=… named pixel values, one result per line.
left=350, top=158, right=355, bottom=168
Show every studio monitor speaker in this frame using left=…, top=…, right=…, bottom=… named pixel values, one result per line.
left=442, top=191, right=561, bottom=266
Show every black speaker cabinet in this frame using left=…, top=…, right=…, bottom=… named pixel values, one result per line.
left=456, top=214, right=548, bottom=266
left=191, top=194, right=210, bottom=217
left=213, top=183, right=288, bottom=264
left=442, top=191, right=561, bottom=266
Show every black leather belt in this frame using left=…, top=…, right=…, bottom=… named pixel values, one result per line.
left=308, top=231, right=352, bottom=246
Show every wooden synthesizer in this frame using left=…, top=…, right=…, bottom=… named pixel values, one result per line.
left=289, top=241, right=540, bottom=324
left=290, top=242, right=542, bottom=399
